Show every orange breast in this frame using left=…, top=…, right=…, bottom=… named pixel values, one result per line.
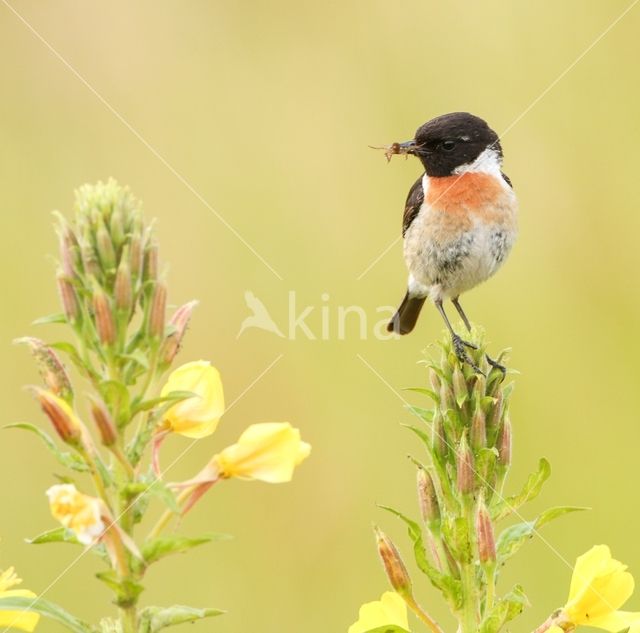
left=425, top=173, right=504, bottom=219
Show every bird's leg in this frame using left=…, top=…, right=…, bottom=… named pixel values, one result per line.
left=451, top=297, right=506, bottom=377
left=435, top=299, right=481, bottom=373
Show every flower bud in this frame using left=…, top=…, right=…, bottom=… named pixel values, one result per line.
left=439, top=381, right=455, bottom=412
left=56, top=272, right=80, bottom=324
left=143, top=241, right=159, bottom=282
left=89, top=397, right=117, bottom=446
left=92, top=282, right=116, bottom=346
left=487, top=391, right=503, bottom=431
left=473, top=373, right=487, bottom=401
left=497, top=416, right=512, bottom=468
left=475, top=499, right=496, bottom=564
left=431, top=411, right=448, bottom=463
left=417, top=468, right=440, bottom=528
left=95, top=218, right=116, bottom=271
left=375, top=527, right=412, bottom=597
left=58, top=225, right=79, bottom=278
left=428, top=367, right=441, bottom=393
left=456, top=434, right=475, bottom=495
left=148, top=282, right=167, bottom=339
left=110, top=209, right=125, bottom=250
left=159, top=300, right=198, bottom=366
left=16, top=337, right=72, bottom=402
left=32, top=387, right=81, bottom=444
left=80, top=231, right=100, bottom=279
left=452, top=366, right=467, bottom=407
left=470, top=408, right=486, bottom=451
left=114, top=254, right=133, bottom=314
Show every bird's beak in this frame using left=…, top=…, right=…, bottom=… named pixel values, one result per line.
left=395, top=140, right=418, bottom=155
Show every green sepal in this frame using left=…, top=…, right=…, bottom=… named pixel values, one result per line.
left=480, top=584, right=529, bottom=633
left=380, top=506, right=462, bottom=610
left=361, top=627, right=411, bottom=633
left=0, top=595, right=94, bottom=633
left=496, top=506, right=587, bottom=564
left=4, top=423, right=89, bottom=472
left=130, top=390, right=197, bottom=416
left=141, top=532, right=231, bottom=566
left=492, top=458, right=551, bottom=521
left=138, top=605, right=224, bottom=632
left=32, top=313, right=68, bottom=326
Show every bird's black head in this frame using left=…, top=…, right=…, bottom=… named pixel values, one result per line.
left=398, top=112, right=502, bottom=177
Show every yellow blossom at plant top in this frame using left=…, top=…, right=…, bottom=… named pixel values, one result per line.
left=348, top=591, right=409, bottom=633
left=46, top=484, right=105, bottom=545
left=560, top=545, right=640, bottom=632
left=214, top=422, right=311, bottom=483
left=161, top=360, right=224, bottom=438
left=0, top=567, right=40, bottom=632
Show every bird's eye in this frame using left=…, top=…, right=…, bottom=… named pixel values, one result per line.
left=441, top=140, right=456, bottom=151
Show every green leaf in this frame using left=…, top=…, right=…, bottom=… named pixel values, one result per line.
left=120, top=350, right=150, bottom=370
left=138, top=605, right=224, bottom=632
left=362, top=627, right=411, bottom=633
left=404, top=387, right=439, bottom=402
left=95, top=571, right=144, bottom=607
left=142, top=533, right=231, bottom=566
left=32, top=313, right=67, bottom=326
left=405, top=405, right=435, bottom=423
left=496, top=506, right=586, bottom=565
left=0, top=596, right=93, bottom=633
left=145, top=478, right=180, bottom=513
left=380, top=505, right=462, bottom=610
left=480, top=585, right=529, bottom=633
left=4, top=423, right=89, bottom=472
left=27, top=527, right=80, bottom=545
left=492, top=458, right=551, bottom=521
left=402, top=424, right=431, bottom=449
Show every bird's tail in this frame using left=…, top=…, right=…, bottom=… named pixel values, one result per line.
left=387, top=291, right=426, bottom=335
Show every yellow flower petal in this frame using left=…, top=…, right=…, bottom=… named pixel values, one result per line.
left=590, top=610, right=640, bottom=632
left=215, top=423, right=311, bottom=483
left=46, top=484, right=105, bottom=545
left=0, top=589, right=40, bottom=632
left=348, top=591, right=409, bottom=633
left=565, top=545, right=636, bottom=626
left=161, top=361, right=224, bottom=438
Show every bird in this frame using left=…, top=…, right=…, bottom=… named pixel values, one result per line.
left=384, top=112, right=518, bottom=371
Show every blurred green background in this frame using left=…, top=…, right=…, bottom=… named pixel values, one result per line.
left=1, top=1, right=640, bottom=631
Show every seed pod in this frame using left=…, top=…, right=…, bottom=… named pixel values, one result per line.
left=159, top=300, right=198, bottom=366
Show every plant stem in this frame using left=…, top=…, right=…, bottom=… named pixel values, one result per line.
left=405, top=595, right=445, bottom=633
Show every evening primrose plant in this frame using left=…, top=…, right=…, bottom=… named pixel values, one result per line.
left=348, top=338, right=640, bottom=633
left=0, top=180, right=310, bottom=633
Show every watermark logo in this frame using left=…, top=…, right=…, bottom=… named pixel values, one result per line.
left=237, top=290, right=397, bottom=341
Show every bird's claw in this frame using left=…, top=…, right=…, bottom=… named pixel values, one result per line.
left=452, top=334, right=484, bottom=374
left=486, top=354, right=507, bottom=380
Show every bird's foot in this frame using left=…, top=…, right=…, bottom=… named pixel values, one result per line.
left=486, top=354, right=507, bottom=380
left=452, top=334, right=483, bottom=374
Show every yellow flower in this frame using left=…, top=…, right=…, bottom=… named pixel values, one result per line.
left=348, top=591, right=409, bottom=633
left=0, top=567, right=40, bottom=632
left=560, top=545, right=640, bottom=632
left=161, top=361, right=224, bottom=438
left=214, top=423, right=311, bottom=483
left=46, top=484, right=105, bottom=545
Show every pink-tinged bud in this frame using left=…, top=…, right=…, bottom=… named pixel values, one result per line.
left=143, top=241, right=159, bottom=282
left=16, top=337, right=73, bottom=402
left=148, top=282, right=167, bottom=339
left=114, top=255, right=133, bottom=314
left=452, top=366, right=468, bottom=407
left=475, top=500, right=496, bottom=564
left=374, top=527, right=412, bottom=597
left=129, top=234, right=143, bottom=280
left=473, top=373, right=487, bottom=400
left=89, top=397, right=117, bottom=446
left=429, top=368, right=441, bottom=393
left=456, top=435, right=475, bottom=495
left=92, top=283, right=116, bottom=346
left=417, top=468, right=441, bottom=528
left=80, top=231, right=100, bottom=279
left=470, top=408, right=486, bottom=451
left=110, top=209, right=125, bottom=249
left=497, top=417, right=512, bottom=467
left=56, top=272, right=80, bottom=324
left=32, top=387, right=81, bottom=444
left=95, top=219, right=116, bottom=271
left=159, top=300, right=198, bottom=365
left=439, top=381, right=454, bottom=412
left=488, top=392, right=503, bottom=431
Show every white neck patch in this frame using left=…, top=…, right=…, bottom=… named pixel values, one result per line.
left=453, top=147, right=503, bottom=178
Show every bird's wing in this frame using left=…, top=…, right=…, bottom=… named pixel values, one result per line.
left=402, top=176, right=425, bottom=237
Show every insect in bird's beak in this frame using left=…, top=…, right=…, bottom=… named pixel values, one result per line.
left=369, top=140, right=418, bottom=162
